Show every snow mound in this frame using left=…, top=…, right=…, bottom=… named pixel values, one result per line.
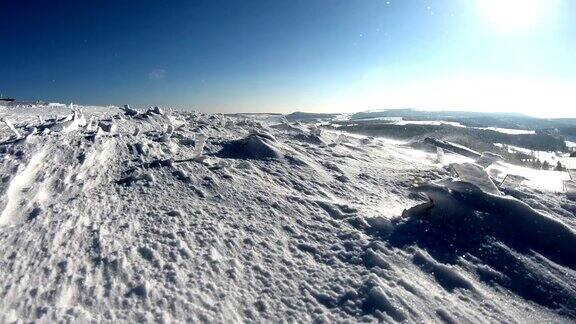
left=269, top=122, right=305, bottom=133
left=216, top=132, right=284, bottom=160
left=396, top=179, right=576, bottom=316
left=292, top=133, right=326, bottom=145
left=406, top=180, right=576, bottom=269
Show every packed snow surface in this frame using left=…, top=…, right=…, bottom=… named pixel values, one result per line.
left=0, top=105, right=575, bottom=322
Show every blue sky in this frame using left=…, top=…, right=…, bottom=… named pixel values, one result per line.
left=1, top=0, right=575, bottom=116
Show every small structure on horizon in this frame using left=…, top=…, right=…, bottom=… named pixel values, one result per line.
left=0, top=95, right=15, bottom=103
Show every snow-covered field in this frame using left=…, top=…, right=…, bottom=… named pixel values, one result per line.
left=495, top=143, right=576, bottom=173
left=0, top=105, right=575, bottom=322
left=476, top=127, right=535, bottom=135
left=350, top=116, right=536, bottom=135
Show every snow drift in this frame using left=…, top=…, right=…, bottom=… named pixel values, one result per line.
left=216, top=133, right=284, bottom=160
left=397, top=179, right=576, bottom=317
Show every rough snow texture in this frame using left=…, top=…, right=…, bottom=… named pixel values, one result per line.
left=0, top=105, right=575, bottom=322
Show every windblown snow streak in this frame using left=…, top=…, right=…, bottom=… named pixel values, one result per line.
left=0, top=105, right=574, bottom=322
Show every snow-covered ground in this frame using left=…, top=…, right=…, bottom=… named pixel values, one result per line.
left=494, top=143, right=576, bottom=171
left=393, top=119, right=465, bottom=128
left=351, top=116, right=536, bottom=135
left=487, top=161, right=570, bottom=192
left=0, top=105, right=575, bottom=322
left=476, top=127, right=535, bottom=135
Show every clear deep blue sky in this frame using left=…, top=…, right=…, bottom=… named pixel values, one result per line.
left=1, top=0, right=575, bottom=116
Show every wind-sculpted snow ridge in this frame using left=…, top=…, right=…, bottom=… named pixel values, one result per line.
left=0, top=105, right=575, bottom=322
left=398, top=180, right=576, bottom=318
left=216, top=132, right=284, bottom=160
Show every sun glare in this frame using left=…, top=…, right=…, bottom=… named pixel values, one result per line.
left=477, top=0, right=551, bottom=33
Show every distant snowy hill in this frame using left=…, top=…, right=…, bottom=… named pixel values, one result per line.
left=0, top=105, right=575, bottom=322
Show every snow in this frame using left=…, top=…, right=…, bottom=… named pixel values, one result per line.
left=0, top=104, right=575, bottom=322
left=450, top=162, right=500, bottom=195
left=216, top=133, right=284, bottom=160
left=560, top=157, right=576, bottom=170
left=406, top=180, right=576, bottom=269
left=495, top=142, right=562, bottom=162
left=368, top=118, right=536, bottom=135
left=477, top=127, right=535, bottom=135
left=487, top=161, right=570, bottom=192
left=2, top=118, right=21, bottom=139
left=393, top=119, right=465, bottom=127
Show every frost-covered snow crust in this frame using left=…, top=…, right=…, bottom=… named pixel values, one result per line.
left=0, top=105, right=575, bottom=322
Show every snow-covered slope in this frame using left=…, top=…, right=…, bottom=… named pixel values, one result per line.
left=0, top=106, right=575, bottom=322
